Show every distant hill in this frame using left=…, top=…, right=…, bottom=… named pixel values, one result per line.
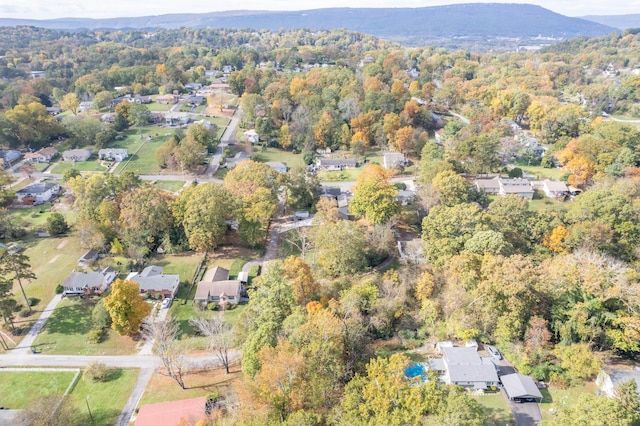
left=581, top=14, right=640, bottom=30
left=0, top=4, right=614, bottom=47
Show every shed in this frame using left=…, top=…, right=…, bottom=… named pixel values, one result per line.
left=237, top=271, right=249, bottom=284
left=501, top=373, right=543, bottom=402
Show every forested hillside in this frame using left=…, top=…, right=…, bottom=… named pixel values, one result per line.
left=1, top=25, right=640, bottom=425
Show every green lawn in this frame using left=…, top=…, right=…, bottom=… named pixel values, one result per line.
left=9, top=203, right=58, bottom=231
left=318, top=167, right=362, bottom=182
left=539, top=382, right=596, bottom=422
left=147, top=102, right=173, bottom=112
left=205, top=117, right=231, bottom=127
left=475, top=393, right=514, bottom=426
left=31, top=162, right=51, bottom=172
left=529, top=198, right=569, bottom=213
left=154, top=180, right=187, bottom=192
left=517, top=164, right=566, bottom=180
left=114, top=133, right=170, bottom=174
left=69, top=368, right=139, bottom=425
left=0, top=370, right=77, bottom=408
left=50, top=160, right=108, bottom=174
left=251, top=147, right=306, bottom=169
left=18, top=236, right=87, bottom=312
left=32, top=297, right=139, bottom=355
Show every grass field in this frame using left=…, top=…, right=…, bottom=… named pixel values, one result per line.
left=539, top=382, right=596, bottom=422
left=251, top=147, right=306, bottom=169
left=0, top=370, right=77, bottom=408
left=69, top=368, right=139, bottom=425
left=200, top=116, right=230, bottom=127
left=475, top=393, right=515, bottom=426
left=138, top=366, right=241, bottom=407
left=115, top=133, right=170, bottom=174
left=517, top=164, right=566, bottom=180
left=147, top=102, right=173, bottom=112
left=529, top=198, right=570, bottom=213
left=50, top=160, right=108, bottom=174
left=154, top=180, right=187, bottom=192
left=317, top=167, right=362, bottom=182
left=32, top=297, right=139, bottom=355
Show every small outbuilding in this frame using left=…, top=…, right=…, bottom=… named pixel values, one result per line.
left=501, top=373, right=543, bottom=403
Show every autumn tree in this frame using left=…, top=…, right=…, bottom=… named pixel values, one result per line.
left=60, top=92, right=80, bottom=115
left=283, top=256, right=319, bottom=305
left=310, top=220, right=369, bottom=277
left=431, top=170, right=472, bottom=206
left=349, top=164, right=399, bottom=225
left=103, top=279, right=151, bottom=336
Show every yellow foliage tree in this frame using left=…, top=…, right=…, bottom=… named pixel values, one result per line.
left=543, top=225, right=569, bottom=253
left=103, top=279, right=151, bottom=336
left=284, top=256, right=319, bottom=306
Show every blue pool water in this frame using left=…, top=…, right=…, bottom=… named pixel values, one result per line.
left=405, top=362, right=426, bottom=379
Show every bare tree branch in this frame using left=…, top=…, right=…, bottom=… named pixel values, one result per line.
left=190, top=317, right=234, bottom=374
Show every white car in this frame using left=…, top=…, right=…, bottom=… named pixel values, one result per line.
left=486, top=345, right=502, bottom=360
left=161, top=298, right=172, bottom=309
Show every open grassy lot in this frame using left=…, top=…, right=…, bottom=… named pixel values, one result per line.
left=32, top=297, right=139, bottom=355
left=151, top=253, right=204, bottom=284
left=475, top=393, right=515, bottom=426
left=138, top=366, right=241, bottom=407
left=318, top=167, right=362, bottom=182
left=147, top=101, right=173, bottom=112
left=9, top=203, right=58, bottom=231
left=200, top=116, right=230, bottom=127
left=539, top=382, right=596, bottom=422
left=30, top=162, right=51, bottom=172
left=50, top=160, right=108, bottom=174
left=517, top=164, right=566, bottom=180
left=9, top=178, right=36, bottom=191
left=0, top=370, right=77, bottom=408
left=251, top=147, right=306, bottom=169
left=69, top=368, right=139, bottom=425
left=529, top=198, right=570, bottom=213
left=115, top=133, right=170, bottom=174
left=154, top=180, right=187, bottom=192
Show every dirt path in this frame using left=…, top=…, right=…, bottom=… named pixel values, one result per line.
left=48, top=254, right=60, bottom=264
left=56, top=239, right=68, bottom=249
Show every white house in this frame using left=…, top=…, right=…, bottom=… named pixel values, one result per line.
left=317, top=158, right=357, bottom=171
left=429, top=347, right=499, bottom=390
left=541, top=179, right=569, bottom=199
left=62, top=267, right=117, bottom=296
left=16, top=182, right=60, bottom=203
left=474, top=177, right=534, bottom=199
left=244, top=129, right=260, bottom=144
left=24, top=147, right=57, bottom=163
left=98, top=148, right=129, bottom=162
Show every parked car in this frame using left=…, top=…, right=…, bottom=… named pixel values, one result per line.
left=161, top=298, right=172, bottom=309
left=486, top=345, right=502, bottom=360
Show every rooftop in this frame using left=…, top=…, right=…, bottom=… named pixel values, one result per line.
left=136, top=397, right=206, bottom=426
left=501, top=373, right=543, bottom=400
left=194, top=280, right=241, bottom=301
left=17, top=182, right=58, bottom=195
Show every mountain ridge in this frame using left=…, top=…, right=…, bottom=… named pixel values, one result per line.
left=0, top=4, right=615, bottom=47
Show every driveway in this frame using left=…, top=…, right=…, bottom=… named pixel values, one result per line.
left=504, top=392, right=542, bottom=426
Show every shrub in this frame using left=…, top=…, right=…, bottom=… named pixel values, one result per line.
left=84, top=361, right=109, bottom=381
left=86, top=329, right=104, bottom=344
left=207, top=302, right=218, bottom=311
left=92, top=302, right=112, bottom=329
left=55, top=284, right=64, bottom=294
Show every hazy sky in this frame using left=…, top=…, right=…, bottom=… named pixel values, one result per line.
left=1, top=0, right=638, bottom=20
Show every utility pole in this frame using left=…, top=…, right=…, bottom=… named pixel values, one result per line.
left=85, top=396, right=94, bottom=423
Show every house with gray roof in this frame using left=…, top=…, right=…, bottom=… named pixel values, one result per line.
left=127, top=265, right=180, bottom=299
left=202, top=266, right=229, bottom=283
left=541, top=179, right=569, bottom=199
left=78, top=249, right=99, bottom=267
left=62, top=267, right=117, bottom=296
left=597, top=368, right=640, bottom=398
left=24, top=147, right=57, bottom=163
left=62, top=148, right=92, bottom=162
left=194, top=280, right=241, bottom=306
left=501, top=373, right=543, bottom=402
left=98, top=148, right=128, bottom=162
left=435, top=347, right=499, bottom=389
left=383, top=152, right=406, bottom=169
left=498, top=178, right=534, bottom=199
left=0, top=149, right=22, bottom=165
left=317, top=158, right=357, bottom=171
left=16, top=182, right=60, bottom=203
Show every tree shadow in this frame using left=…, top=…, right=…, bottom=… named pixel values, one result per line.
left=78, top=408, right=120, bottom=426
left=540, top=387, right=553, bottom=403
left=104, top=368, right=123, bottom=382
left=43, top=299, right=95, bottom=335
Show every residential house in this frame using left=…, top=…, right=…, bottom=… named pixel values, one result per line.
left=79, top=101, right=93, bottom=112
left=0, top=149, right=23, bottom=165
left=62, top=148, right=92, bottom=162
left=474, top=177, right=501, bottom=194
left=498, top=178, right=534, bottom=199
left=225, top=152, right=248, bottom=169
left=596, top=368, right=640, bottom=398
left=100, top=113, right=115, bottom=123
left=266, top=161, right=288, bottom=173
left=109, top=97, right=126, bottom=108
left=78, top=249, right=99, bottom=267
left=317, top=158, right=357, bottom=171
left=222, top=65, right=233, bottom=74
left=16, top=182, right=60, bottom=203
left=46, top=107, right=62, bottom=116
left=98, top=148, right=128, bottom=162
left=127, top=265, right=180, bottom=299
left=185, top=83, right=203, bottom=91
left=61, top=267, right=117, bottom=296
left=164, top=113, right=190, bottom=126
left=244, top=129, right=260, bottom=144
left=24, top=147, right=57, bottom=163
left=132, top=95, right=152, bottom=104
left=237, top=271, right=249, bottom=284
left=383, top=152, right=406, bottom=169
left=541, top=179, right=569, bottom=199
left=187, top=95, right=205, bottom=106
left=136, top=397, right=207, bottom=426
left=194, top=280, right=241, bottom=307
left=202, top=266, right=229, bottom=283
left=156, top=94, right=178, bottom=104
left=149, top=112, right=164, bottom=124
left=430, top=347, right=499, bottom=390
left=501, top=373, right=543, bottom=403
left=30, top=71, right=46, bottom=79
